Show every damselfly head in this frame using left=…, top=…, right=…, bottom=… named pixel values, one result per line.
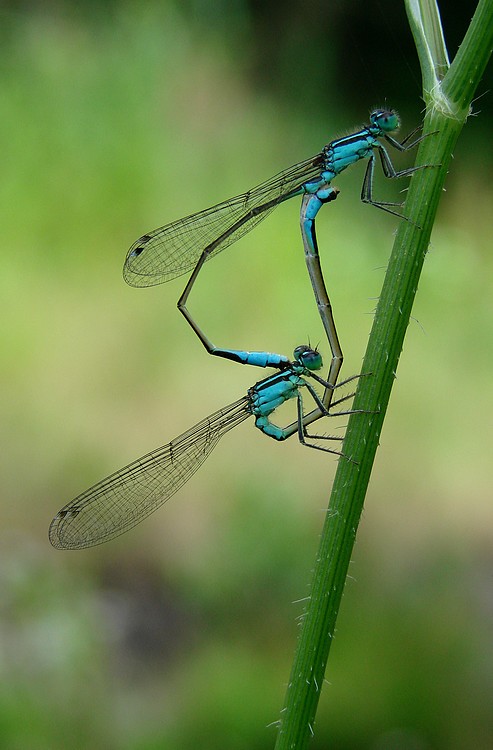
left=293, top=345, right=323, bottom=371
left=369, top=108, right=400, bottom=133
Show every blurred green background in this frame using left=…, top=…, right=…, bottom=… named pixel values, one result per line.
left=2, top=2, right=493, bottom=748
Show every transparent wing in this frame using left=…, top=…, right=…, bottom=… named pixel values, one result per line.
left=49, top=397, right=250, bottom=550
left=123, top=153, right=325, bottom=287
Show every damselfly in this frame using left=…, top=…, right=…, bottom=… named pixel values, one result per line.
left=50, top=346, right=357, bottom=549
left=124, top=109, right=428, bottom=409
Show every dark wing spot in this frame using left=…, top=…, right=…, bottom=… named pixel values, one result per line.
left=132, top=234, right=154, bottom=257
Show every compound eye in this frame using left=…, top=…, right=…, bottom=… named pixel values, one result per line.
left=293, top=344, right=310, bottom=360
left=293, top=346, right=322, bottom=370
left=372, top=109, right=399, bottom=132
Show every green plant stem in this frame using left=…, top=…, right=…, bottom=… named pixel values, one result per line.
left=275, top=1, right=493, bottom=747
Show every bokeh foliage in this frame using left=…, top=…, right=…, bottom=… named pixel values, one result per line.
left=1, top=2, right=492, bottom=748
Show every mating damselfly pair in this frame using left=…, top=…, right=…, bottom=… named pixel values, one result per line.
left=50, top=108, right=430, bottom=549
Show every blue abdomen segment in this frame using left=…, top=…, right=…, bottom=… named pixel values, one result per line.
left=301, top=185, right=339, bottom=258
left=254, top=416, right=286, bottom=441
left=249, top=372, right=304, bottom=441
left=302, top=185, right=338, bottom=226
left=212, top=349, right=290, bottom=368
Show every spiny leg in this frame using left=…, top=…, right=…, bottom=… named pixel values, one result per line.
left=384, top=124, right=437, bottom=152
left=360, top=153, right=430, bottom=220
left=294, top=391, right=348, bottom=457
left=361, top=127, right=438, bottom=218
